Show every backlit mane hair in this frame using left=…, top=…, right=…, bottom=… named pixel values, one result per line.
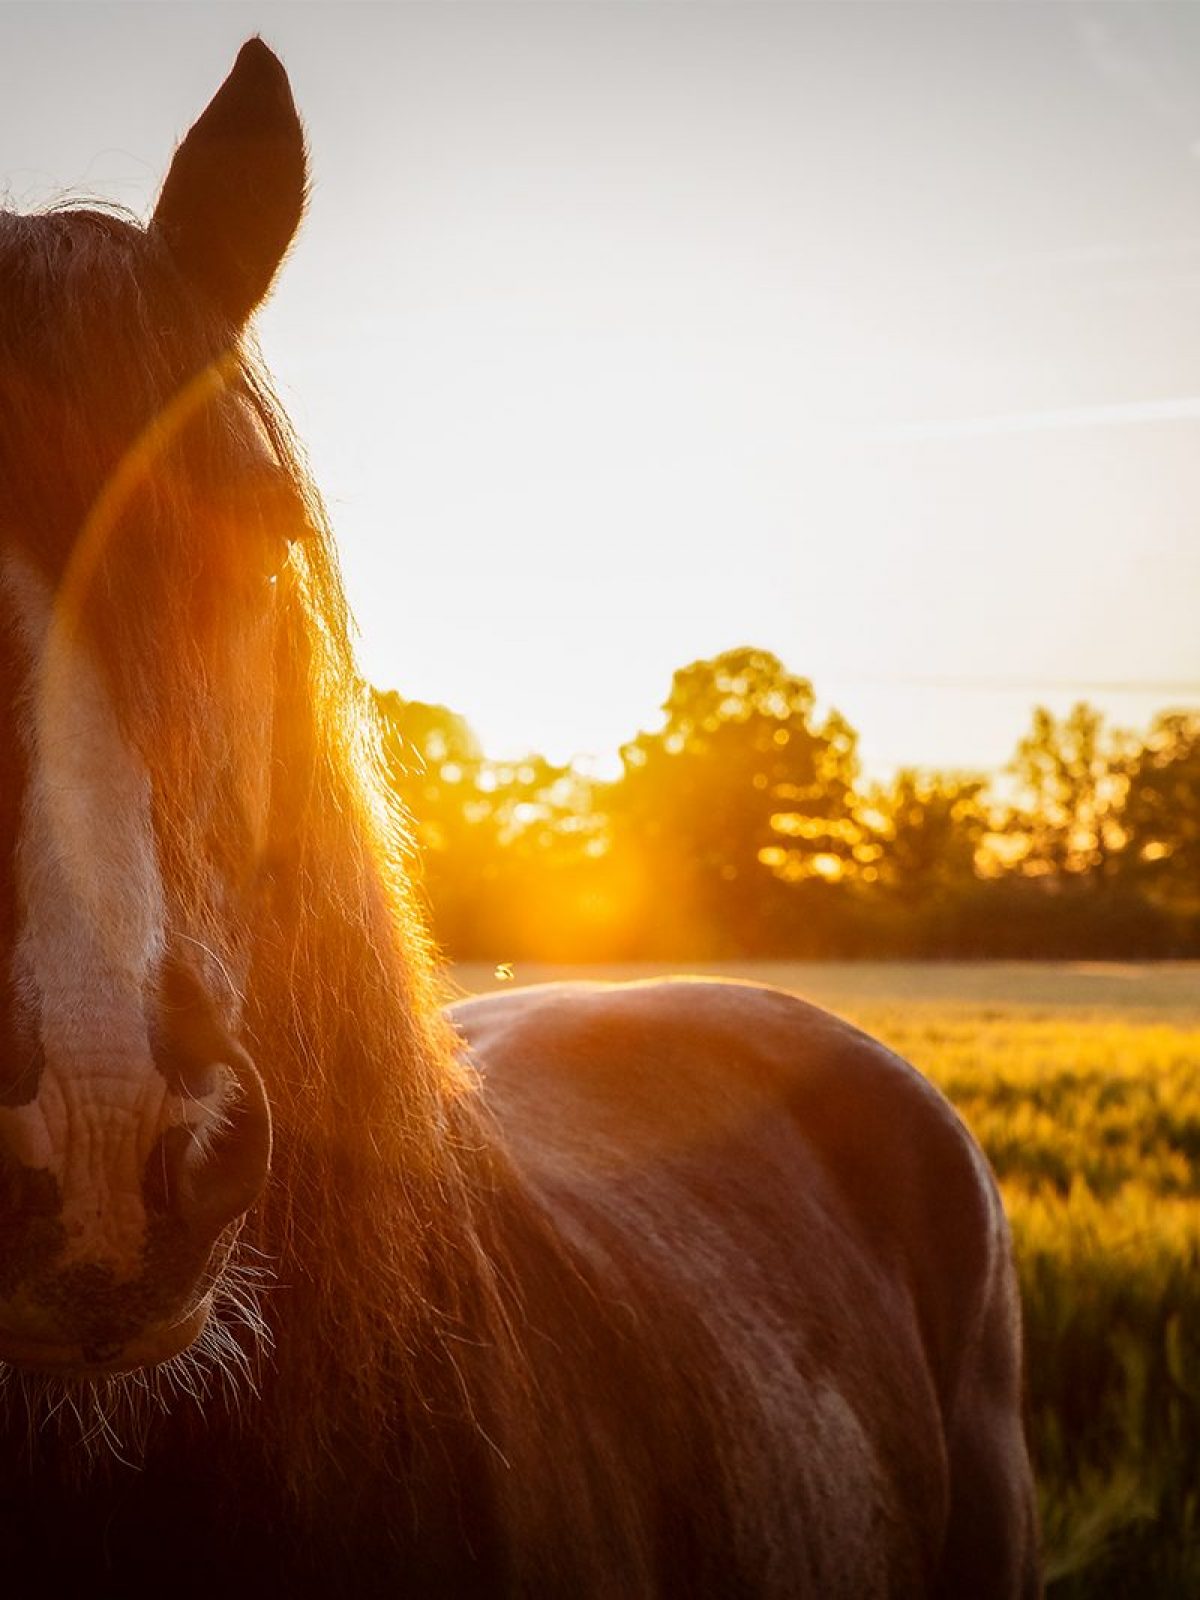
left=243, top=356, right=516, bottom=1488
left=0, top=204, right=531, bottom=1504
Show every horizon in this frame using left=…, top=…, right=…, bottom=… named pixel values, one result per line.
left=3, top=2, right=1198, bottom=776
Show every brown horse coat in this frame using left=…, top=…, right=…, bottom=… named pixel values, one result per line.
left=454, top=978, right=1039, bottom=1597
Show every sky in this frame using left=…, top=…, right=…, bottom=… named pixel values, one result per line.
left=2, top=2, right=1198, bottom=778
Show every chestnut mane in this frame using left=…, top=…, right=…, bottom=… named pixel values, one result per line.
left=0, top=202, right=531, bottom=1516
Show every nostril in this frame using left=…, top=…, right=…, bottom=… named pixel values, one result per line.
left=174, top=1045, right=272, bottom=1235
left=147, top=954, right=272, bottom=1236
left=145, top=1046, right=271, bottom=1236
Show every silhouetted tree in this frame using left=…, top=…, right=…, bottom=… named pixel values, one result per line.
left=1005, top=704, right=1130, bottom=885
left=370, top=668, right=1200, bottom=962
left=864, top=771, right=986, bottom=905
left=375, top=691, right=604, bottom=958
left=376, top=692, right=485, bottom=848
left=1118, top=712, right=1200, bottom=916
left=374, top=692, right=499, bottom=950
left=608, top=649, right=859, bottom=953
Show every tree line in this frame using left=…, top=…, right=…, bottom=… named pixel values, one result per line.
left=374, top=647, right=1200, bottom=961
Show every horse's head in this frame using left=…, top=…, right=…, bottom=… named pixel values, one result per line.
left=0, top=42, right=308, bottom=1378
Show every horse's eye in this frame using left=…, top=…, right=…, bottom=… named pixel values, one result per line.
left=203, top=473, right=308, bottom=582
left=258, top=482, right=310, bottom=581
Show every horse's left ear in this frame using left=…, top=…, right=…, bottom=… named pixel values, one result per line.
left=153, top=38, right=307, bottom=327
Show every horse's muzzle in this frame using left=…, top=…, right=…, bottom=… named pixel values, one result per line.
left=0, top=1012, right=270, bottom=1373
left=0, top=1294, right=214, bottom=1374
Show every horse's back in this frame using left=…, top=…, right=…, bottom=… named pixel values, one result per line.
left=452, top=977, right=999, bottom=1335
left=451, top=979, right=1040, bottom=1598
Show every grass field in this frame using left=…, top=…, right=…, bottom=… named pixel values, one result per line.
left=451, top=961, right=1200, bottom=1596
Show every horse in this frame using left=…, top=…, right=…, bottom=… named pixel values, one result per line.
left=0, top=39, right=1039, bottom=1598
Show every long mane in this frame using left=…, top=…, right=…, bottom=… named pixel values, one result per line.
left=0, top=203, right=531, bottom=1510
left=244, top=380, right=530, bottom=1497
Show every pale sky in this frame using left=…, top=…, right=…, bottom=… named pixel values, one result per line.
left=2, top=2, right=1198, bottom=776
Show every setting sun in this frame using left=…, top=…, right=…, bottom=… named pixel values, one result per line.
left=6, top=4, right=1198, bottom=777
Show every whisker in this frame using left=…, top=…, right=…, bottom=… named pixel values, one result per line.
left=0, top=1241, right=276, bottom=1474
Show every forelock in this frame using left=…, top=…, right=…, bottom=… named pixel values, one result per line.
left=0, top=199, right=365, bottom=940
left=0, top=209, right=235, bottom=567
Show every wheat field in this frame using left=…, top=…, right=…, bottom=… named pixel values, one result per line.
left=450, top=961, right=1200, bottom=1596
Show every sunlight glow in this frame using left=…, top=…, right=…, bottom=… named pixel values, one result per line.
left=7, top=5, right=1199, bottom=777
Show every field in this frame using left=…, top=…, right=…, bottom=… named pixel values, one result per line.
left=451, top=961, right=1200, bottom=1596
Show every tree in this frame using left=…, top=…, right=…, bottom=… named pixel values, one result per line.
left=863, top=771, right=986, bottom=905
left=372, top=672, right=1200, bottom=961
left=375, top=692, right=486, bottom=855
left=1004, top=704, right=1130, bottom=885
left=607, top=648, right=860, bottom=952
left=374, top=691, right=604, bottom=958
left=373, top=693, right=497, bottom=950
left=1118, top=712, right=1200, bottom=915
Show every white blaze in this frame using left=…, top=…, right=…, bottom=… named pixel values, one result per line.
left=0, top=551, right=170, bottom=1267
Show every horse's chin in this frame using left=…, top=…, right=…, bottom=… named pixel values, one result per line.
left=0, top=1294, right=213, bottom=1377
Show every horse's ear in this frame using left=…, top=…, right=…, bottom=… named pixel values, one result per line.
left=152, top=38, right=307, bottom=327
